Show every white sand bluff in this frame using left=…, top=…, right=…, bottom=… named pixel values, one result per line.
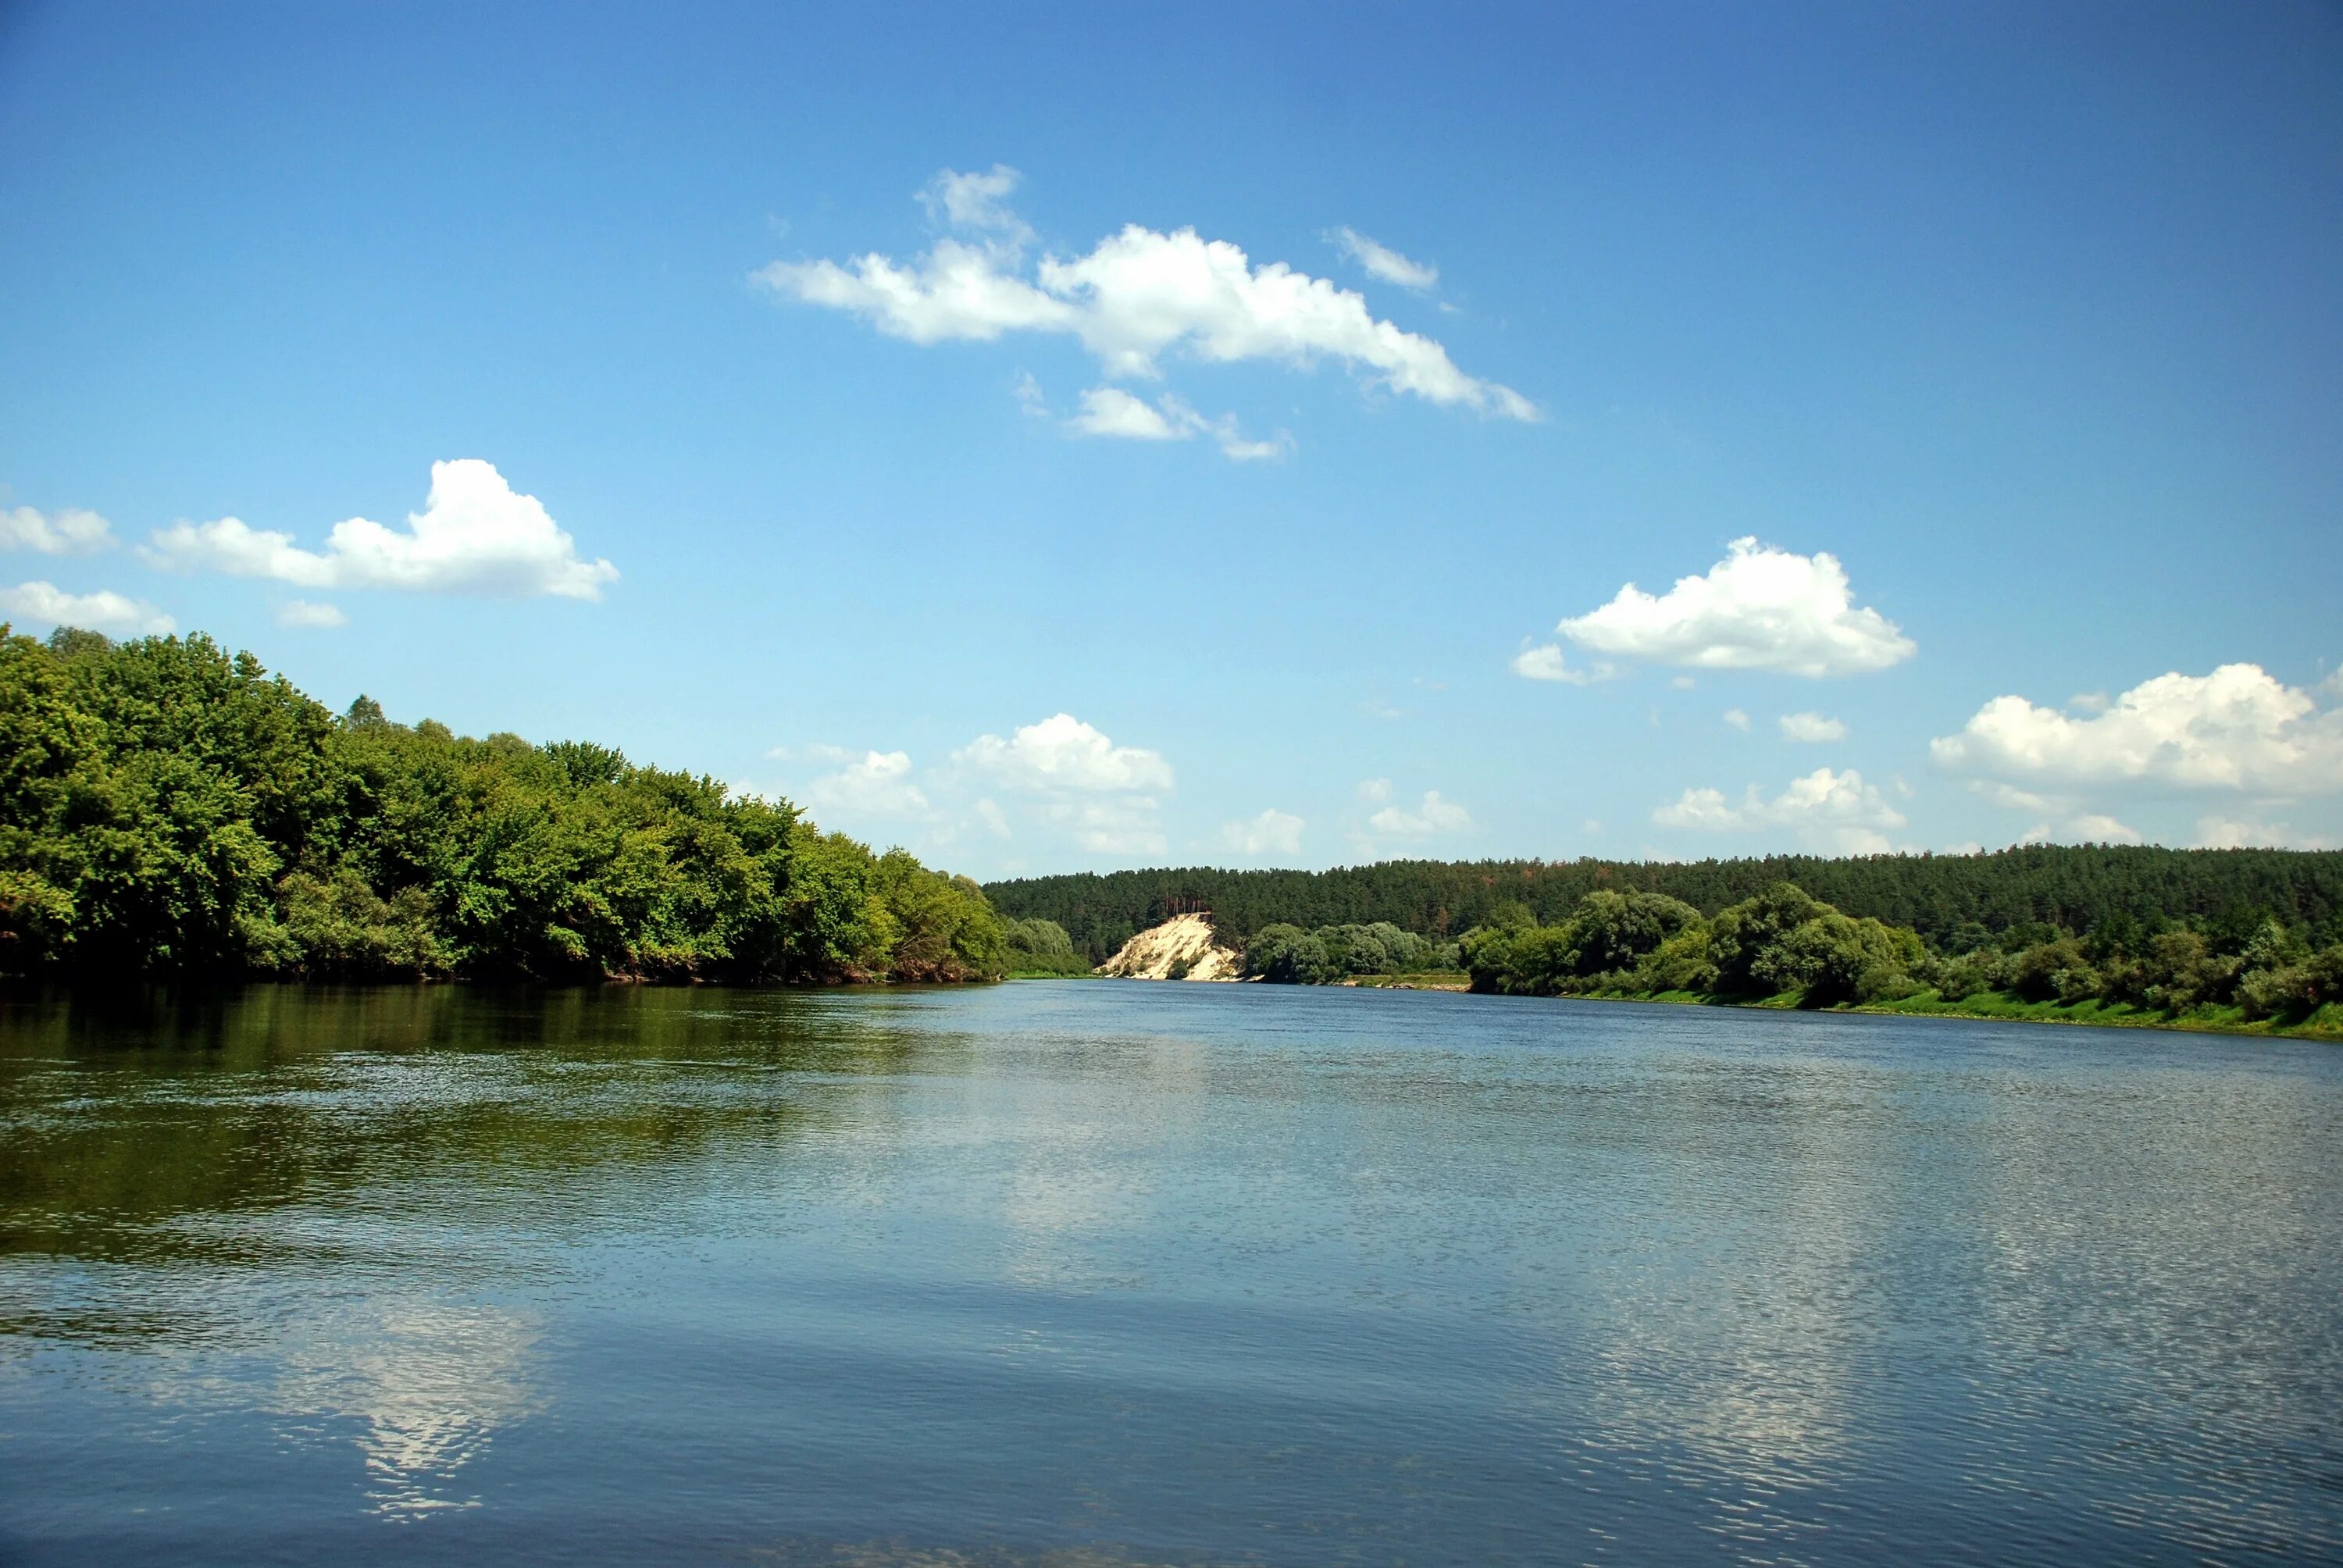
left=1095, top=913, right=1245, bottom=982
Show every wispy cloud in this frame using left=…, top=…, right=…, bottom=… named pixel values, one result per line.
left=1328, top=226, right=1439, bottom=290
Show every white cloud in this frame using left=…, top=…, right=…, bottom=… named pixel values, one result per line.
left=1356, top=778, right=1393, bottom=805
left=919, top=164, right=1032, bottom=243
left=1328, top=226, right=1439, bottom=290
left=806, top=749, right=932, bottom=819
left=1511, top=643, right=1614, bottom=685
left=2195, top=815, right=2333, bottom=850
left=1012, top=370, right=1049, bottom=419
left=1557, top=537, right=1914, bottom=676
left=1, top=580, right=173, bottom=635
left=1368, top=789, right=1472, bottom=837
left=276, top=599, right=347, bottom=629
left=759, top=168, right=1534, bottom=421
left=142, top=459, right=617, bottom=600
left=1043, top=797, right=1166, bottom=856
left=956, top=713, right=1173, bottom=793
left=1723, top=707, right=1751, bottom=732
left=1069, top=386, right=1181, bottom=440
left=1064, top=387, right=1289, bottom=459
left=1670, top=675, right=1696, bottom=690
left=1653, top=767, right=1907, bottom=855
left=1, top=504, right=114, bottom=554
left=1221, top=808, right=1304, bottom=857
left=1972, top=781, right=2143, bottom=847
left=975, top=798, right=1011, bottom=839
left=1971, top=780, right=2056, bottom=813
left=1932, top=663, right=2343, bottom=795
left=1779, top=711, right=1846, bottom=743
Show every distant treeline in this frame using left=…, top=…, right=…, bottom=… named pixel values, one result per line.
left=0, top=625, right=1003, bottom=983
left=985, top=850, right=2343, bottom=964
left=1457, top=882, right=2342, bottom=1031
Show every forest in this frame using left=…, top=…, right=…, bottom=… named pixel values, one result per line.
left=985, top=848, right=2343, bottom=964
left=1453, top=883, right=2343, bottom=1030
left=0, top=625, right=1004, bottom=982
left=990, top=849, right=2343, bottom=1033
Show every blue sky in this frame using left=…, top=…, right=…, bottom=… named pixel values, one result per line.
left=2, top=2, right=2338, bottom=876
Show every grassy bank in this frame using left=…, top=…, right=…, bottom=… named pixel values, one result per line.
left=1005, top=960, right=1099, bottom=979
left=1485, top=982, right=2342, bottom=1042
left=1344, top=971, right=1471, bottom=991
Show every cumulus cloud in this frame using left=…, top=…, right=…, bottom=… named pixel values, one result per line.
left=276, top=599, right=348, bottom=629
left=1069, top=386, right=1179, bottom=440
left=758, top=167, right=1533, bottom=422
left=1368, top=789, right=1473, bottom=837
left=1221, top=808, right=1305, bottom=857
left=1723, top=708, right=1751, bottom=732
left=142, top=460, right=617, bottom=600
left=1511, top=643, right=1614, bottom=685
left=1931, top=663, right=2343, bottom=794
left=1067, top=387, right=1289, bottom=460
left=1779, top=711, right=1846, bottom=743
left=779, top=715, right=1179, bottom=861
left=806, top=749, right=932, bottom=819
left=1969, top=781, right=2142, bottom=847
left=0, top=580, right=173, bottom=635
left=957, top=713, right=1173, bottom=793
left=1328, top=226, right=1438, bottom=290
left=2, top=504, right=114, bottom=555
left=2196, top=815, right=2333, bottom=850
left=1653, top=767, right=1907, bottom=854
left=1557, top=538, right=1914, bottom=676
left=1043, top=797, right=1167, bottom=856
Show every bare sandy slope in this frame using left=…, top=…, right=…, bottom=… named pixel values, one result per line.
left=1094, top=914, right=1246, bottom=982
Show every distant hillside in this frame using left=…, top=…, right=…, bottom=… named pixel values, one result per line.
left=984, top=847, right=2343, bottom=963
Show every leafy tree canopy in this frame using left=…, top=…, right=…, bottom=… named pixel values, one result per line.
left=0, top=625, right=1002, bottom=984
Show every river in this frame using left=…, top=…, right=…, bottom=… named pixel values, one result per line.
left=2, top=981, right=2338, bottom=1565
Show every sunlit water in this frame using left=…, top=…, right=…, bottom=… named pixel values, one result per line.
left=2, top=982, right=2338, bottom=1566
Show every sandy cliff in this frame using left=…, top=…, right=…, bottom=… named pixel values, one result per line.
left=1095, top=914, right=1246, bottom=982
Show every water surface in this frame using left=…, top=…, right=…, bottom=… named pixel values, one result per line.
left=2, top=982, right=2338, bottom=1565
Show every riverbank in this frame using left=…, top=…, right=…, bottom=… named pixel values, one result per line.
left=1020, top=970, right=2340, bottom=1040
left=1476, top=982, right=2343, bottom=1042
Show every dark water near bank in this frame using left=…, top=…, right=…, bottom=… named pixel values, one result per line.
left=2, top=983, right=2338, bottom=1566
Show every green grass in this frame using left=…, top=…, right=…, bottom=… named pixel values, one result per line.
left=1853, top=989, right=2343, bottom=1041
left=1460, top=981, right=2340, bottom=1042
left=1001, top=964, right=2343, bottom=1041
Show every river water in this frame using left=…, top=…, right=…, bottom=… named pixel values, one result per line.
left=2, top=982, right=2338, bottom=1566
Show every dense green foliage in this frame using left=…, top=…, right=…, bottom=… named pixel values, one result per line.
left=988, top=847, right=2343, bottom=964
left=0, top=625, right=1004, bottom=983
left=1243, top=921, right=1458, bottom=984
left=1457, top=882, right=2343, bottom=1032
left=1000, top=916, right=1090, bottom=977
